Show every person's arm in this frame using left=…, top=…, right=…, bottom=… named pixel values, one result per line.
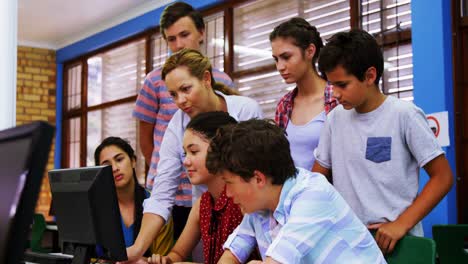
left=263, top=183, right=340, bottom=264
left=127, top=116, right=186, bottom=261
left=370, top=154, right=453, bottom=253
left=133, top=74, right=162, bottom=165
left=217, top=250, right=241, bottom=264
left=148, top=199, right=202, bottom=264
left=312, top=114, right=333, bottom=180
left=369, top=108, right=454, bottom=253
left=221, top=215, right=257, bottom=264
left=311, top=162, right=331, bottom=180
left=126, top=214, right=166, bottom=261
left=140, top=120, right=154, bottom=165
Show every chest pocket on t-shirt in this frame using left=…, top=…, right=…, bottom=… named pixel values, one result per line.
left=366, top=137, right=392, bottom=163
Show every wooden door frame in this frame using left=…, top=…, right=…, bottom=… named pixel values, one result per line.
left=452, top=0, right=468, bottom=223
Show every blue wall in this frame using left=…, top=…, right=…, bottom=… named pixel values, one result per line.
left=412, top=0, right=457, bottom=237
left=54, top=0, right=223, bottom=168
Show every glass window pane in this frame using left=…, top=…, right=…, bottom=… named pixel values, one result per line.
left=203, top=12, right=225, bottom=71
left=66, top=65, right=82, bottom=111
left=66, top=117, right=81, bottom=168
left=236, top=70, right=292, bottom=119
left=233, top=0, right=351, bottom=118
left=463, top=0, right=468, bottom=17
left=86, top=102, right=145, bottom=183
left=305, top=0, right=351, bottom=39
left=382, top=43, right=413, bottom=101
left=152, top=33, right=169, bottom=70
left=234, top=0, right=300, bottom=72
left=87, top=39, right=146, bottom=106
left=361, top=0, right=412, bottom=35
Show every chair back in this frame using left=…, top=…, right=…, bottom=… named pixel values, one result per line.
left=433, top=224, right=468, bottom=264
left=386, top=235, right=436, bottom=264
left=30, top=213, right=50, bottom=253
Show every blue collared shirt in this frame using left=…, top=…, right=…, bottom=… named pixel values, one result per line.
left=223, top=168, right=386, bottom=264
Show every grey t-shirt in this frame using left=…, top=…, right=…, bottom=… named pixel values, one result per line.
left=314, top=96, right=443, bottom=236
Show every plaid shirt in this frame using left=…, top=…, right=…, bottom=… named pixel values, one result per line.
left=275, top=83, right=337, bottom=128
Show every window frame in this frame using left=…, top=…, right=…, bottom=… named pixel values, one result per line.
left=62, top=0, right=413, bottom=167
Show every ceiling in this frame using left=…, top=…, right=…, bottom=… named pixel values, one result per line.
left=18, top=0, right=173, bottom=50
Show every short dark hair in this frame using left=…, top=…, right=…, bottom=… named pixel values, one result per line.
left=206, top=119, right=297, bottom=185
left=186, top=111, right=238, bottom=141
left=160, top=1, right=205, bottom=39
left=270, top=17, right=324, bottom=70
left=318, top=29, right=383, bottom=86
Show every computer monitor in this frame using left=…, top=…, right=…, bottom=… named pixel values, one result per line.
left=0, top=121, right=54, bottom=264
left=49, top=165, right=127, bottom=264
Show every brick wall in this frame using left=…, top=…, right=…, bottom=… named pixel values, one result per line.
left=16, top=46, right=56, bottom=220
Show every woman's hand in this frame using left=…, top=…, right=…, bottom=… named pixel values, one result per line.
left=147, top=254, right=173, bottom=264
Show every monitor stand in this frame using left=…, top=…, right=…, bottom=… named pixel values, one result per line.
left=71, top=245, right=92, bottom=264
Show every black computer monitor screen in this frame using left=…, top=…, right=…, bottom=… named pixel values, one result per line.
left=49, top=165, right=127, bottom=264
left=0, top=121, right=54, bottom=264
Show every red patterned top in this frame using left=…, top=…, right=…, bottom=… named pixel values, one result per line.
left=199, top=188, right=243, bottom=264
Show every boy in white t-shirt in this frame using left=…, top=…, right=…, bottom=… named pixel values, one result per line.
left=313, top=29, right=453, bottom=254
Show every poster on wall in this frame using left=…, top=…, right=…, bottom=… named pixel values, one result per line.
left=426, top=111, right=450, bottom=147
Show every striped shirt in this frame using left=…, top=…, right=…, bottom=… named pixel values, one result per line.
left=133, top=67, right=233, bottom=206
left=223, top=168, right=386, bottom=264
left=275, top=83, right=338, bottom=129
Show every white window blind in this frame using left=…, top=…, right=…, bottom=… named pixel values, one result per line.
left=361, top=0, right=413, bottom=101
left=233, top=0, right=350, bottom=118
left=361, top=0, right=411, bottom=35
left=305, top=0, right=351, bottom=39
left=383, top=43, right=413, bottom=100
left=66, top=65, right=82, bottom=111
left=88, top=39, right=146, bottom=107
left=233, top=0, right=299, bottom=72
left=152, top=33, right=169, bottom=69
left=66, top=117, right=81, bottom=168
left=86, top=102, right=136, bottom=164
left=235, top=70, right=292, bottom=118
left=85, top=39, right=147, bottom=181
left=203, top=12, right=225, bottom=71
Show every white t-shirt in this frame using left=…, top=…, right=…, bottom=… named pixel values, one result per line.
left=314, top=96, right=443, bottom=236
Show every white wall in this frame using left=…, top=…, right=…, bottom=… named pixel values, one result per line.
left=0, top=0, right=17, bottom=130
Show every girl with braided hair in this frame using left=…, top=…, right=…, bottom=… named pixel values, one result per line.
left=271, top=17, right=338, bottom=171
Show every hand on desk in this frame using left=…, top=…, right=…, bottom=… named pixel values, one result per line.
left=116, top=256, right=149, bottom=264
left=116, top=245, right=146, bottom=264
left=147, top=254, right=172, bottom=264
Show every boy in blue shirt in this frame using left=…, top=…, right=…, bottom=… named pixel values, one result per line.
left=206, top=119, right=385, bottom=264
left=313, top=29, right=453, bottom=254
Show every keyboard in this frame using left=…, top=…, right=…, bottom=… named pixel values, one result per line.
left=23, top=250, right=73, bottom=264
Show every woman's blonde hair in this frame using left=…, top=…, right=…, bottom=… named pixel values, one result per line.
left=162, top=48, right=239, bottom=95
